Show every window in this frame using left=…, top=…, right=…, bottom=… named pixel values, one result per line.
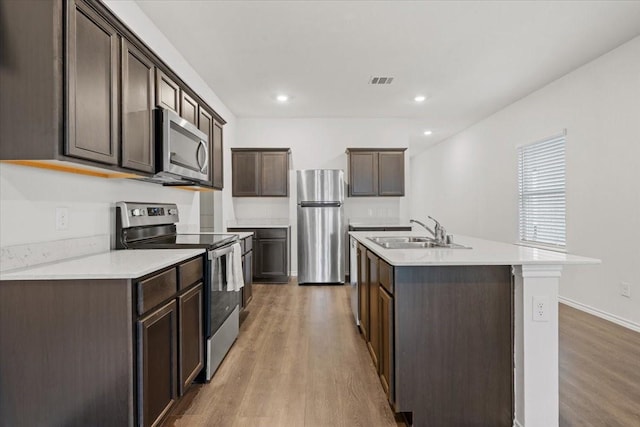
left=518, top=134, right=566, bottom=248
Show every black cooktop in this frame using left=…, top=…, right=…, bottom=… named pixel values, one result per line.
left=130, top=233, right=238, bottom=250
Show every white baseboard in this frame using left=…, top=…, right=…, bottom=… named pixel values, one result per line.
left=558, top=296, right=640, bottom=333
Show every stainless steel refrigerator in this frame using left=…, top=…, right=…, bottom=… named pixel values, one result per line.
left=297, top=169, right=345, bottom=284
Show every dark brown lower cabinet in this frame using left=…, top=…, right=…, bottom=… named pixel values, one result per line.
left=256, top=238, right=288, bottom=281
left=367, top=250, right=380, bottom=370
left=357, top=243, right=368, bottom=340
left=379, top=286, right=393, bottom=399
left=242, top=250, right=253, bottom=307
left=138, top=299, right=178, bottom=427
left=228, top=228, right=289, bottom=284
left=357, top=248, right=513, bottom=426
left=178, top=283, right=203, bottom=396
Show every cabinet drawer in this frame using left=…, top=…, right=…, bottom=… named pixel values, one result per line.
left=178, top=257, right=203, bottom=291
left=379, top=260, right=393, bottom=294
left=137, top=268, right=177, bottom=315
left=256, top=228, right=287, bottom=239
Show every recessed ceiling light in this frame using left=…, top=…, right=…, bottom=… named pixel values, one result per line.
left=276, top=94, right=289, bottom=102
left=423, top=130, right=433, bottom=136
left=414, top=95, right=426, bottom=102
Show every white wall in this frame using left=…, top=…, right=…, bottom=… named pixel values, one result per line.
left=0, top=1, right=235, bottom=254
left=0, top=163, right=198, bottom=246
left=410, top=36, right=640, bottom=326
left=229, top=118, right=412, bottom=273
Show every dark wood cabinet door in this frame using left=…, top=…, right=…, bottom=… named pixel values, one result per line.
left=155, top=69, right=180, bottom=113
left=121, top=39, right=155, bottom=173
left=212, top=120, right=224, bottom=189
left=379, top=287, right=394, bottom=401
left=260, top=151, right=288, bottom=196
left=256, top=238, right=287, bottom=279
left=358, top=244, right=369, bottom=340
left=349, top=152, right=378, bottom=196
left=198, top=108, right=213, bottom=186
left=180, top=91, right=198, bottom=126
left=367, top=250, right=380, bottom=371
left=242, top=251, right=253, bottom=307
left=138, top=299, right=178, bottom=427
left=232, top=151, right=260, bottom=196
left=178, top=284, right=203, bottom=396
left=378, top=151, right=405, bottom=196
left=66, top=0, right=119, bottom=165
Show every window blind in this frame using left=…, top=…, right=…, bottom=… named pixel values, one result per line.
left=518, top=134, right=566, bottom=247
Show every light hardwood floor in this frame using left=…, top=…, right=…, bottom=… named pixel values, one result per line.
left=559, top=304, right=640, bottom=427
left=163, top=280, right=404, bottom=427
left=163, top=282, right=640, bottom=427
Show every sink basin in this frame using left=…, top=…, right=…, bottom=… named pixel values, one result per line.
left=367, top=236, right=471, bottom=250
left=368, top=236, right=433, bottom=244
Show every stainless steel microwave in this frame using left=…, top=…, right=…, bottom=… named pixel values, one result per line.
left=155, top=108, right=209, bottom=183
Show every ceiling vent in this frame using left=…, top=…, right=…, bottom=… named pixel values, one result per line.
left=369, top=76, right=394, bottom=85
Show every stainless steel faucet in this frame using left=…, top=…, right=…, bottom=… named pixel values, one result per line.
left=410, top=216, right=447, bottom=244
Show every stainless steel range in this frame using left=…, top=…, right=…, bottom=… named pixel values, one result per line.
left=115, top=201, right=240, bottom=380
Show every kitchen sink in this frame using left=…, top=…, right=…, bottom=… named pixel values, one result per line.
left=368, top=236, right=433, bottom=244
left=367, top=236, right=471, bottom=250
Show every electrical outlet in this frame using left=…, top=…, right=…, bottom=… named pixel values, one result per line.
left=620, top=282, right=631, bottom=298
left=532, top=296, right=550, bottom=322
left=55, top=207, right=69, bottom=231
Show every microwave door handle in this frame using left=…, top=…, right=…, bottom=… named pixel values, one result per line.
left=196, top=140, right=209, bottom=173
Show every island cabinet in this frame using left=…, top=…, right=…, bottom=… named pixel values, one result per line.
left=346, top=148, right=407, bottom=197
left=0, top=0, right=226, bottom=187
left=358, top=249, right=514, bottom=427
left=231, top=148, right=290, bottom=197
left=357, top=243, right=369, bottom=341
left=0, top=253, right=206, bottom=427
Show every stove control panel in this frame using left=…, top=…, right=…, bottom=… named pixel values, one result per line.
left=116, top=202, right=179, bottom=229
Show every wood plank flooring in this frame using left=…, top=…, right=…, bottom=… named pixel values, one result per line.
left=163, top=280, right=404, bottom=427
left=559, top=303, right=640, bottom=427
left=162, top=283, right=640, bottom=427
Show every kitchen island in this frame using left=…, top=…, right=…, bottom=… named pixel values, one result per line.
left=349, top=231, right=599, bottom=427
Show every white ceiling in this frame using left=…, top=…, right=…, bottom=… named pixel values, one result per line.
left=135, top=0, right=640, bottom=149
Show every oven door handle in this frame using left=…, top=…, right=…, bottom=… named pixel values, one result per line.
left=208, top=244, right=235, bottom=259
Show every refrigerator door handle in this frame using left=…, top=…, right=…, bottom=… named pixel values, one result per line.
left=299, top=201, right=342, bottom=208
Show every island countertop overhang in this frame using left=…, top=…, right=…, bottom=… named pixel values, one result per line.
left=349, top=231, right=600, bottom=267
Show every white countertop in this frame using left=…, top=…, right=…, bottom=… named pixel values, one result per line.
left=199, top=231, right=254, bottom=239
left=350, top=231, right=600, bottom=267
left=0, top=249, right=205, bottom=281
left=227, top=218, right=290, bottom=229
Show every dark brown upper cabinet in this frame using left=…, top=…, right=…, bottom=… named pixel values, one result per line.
left=346, top=148, right=407, bottom=197
left=197, top=108, right=224, bottom=190
left=121, top=40, right=155, bottom=173
left=212, top=120, right=224, bottom=190
left=155, top=69, right=180, bottom=114
left=231, top=149, right=290, bottom=197
left=231, top=151, right=260, bottom=196
left=180, top=91, right=198, bottom=126
left=0, top=0, right=226, bottom=187
left=66, top=0, right=120, bottom=165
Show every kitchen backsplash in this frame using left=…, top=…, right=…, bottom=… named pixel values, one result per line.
left=0, top=235, right=109, bottom=272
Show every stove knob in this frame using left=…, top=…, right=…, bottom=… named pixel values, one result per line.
left=131, top=209, right=141, bottom=217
